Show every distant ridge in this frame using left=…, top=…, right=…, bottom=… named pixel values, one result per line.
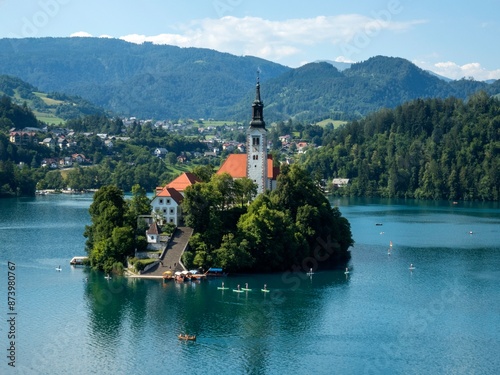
left=0, top=38, right=499, bottom=121
left=314, top=60, right=352, bottom=71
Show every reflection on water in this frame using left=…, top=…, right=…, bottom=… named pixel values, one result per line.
left=0, top=195, right=498, bottom=374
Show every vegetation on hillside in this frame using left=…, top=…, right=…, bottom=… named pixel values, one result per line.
left=182, top=164, right=353, bottom=273
left=1, top=98, right=210, bottom=196
left=0, top=75, right=106, bottom=123
left=1, top=39, right=499, bottom=122
left=0, top=37, right=289, bottom=120
left=303, top=92, right=500, bottom=201
left=0, top=96, right=47, bottom=196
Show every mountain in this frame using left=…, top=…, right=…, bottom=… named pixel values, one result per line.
left=315, top=60, right=352, bottom=71
left=0, top=37, right=289, bottom=120
left=0, top=75, right=106, bottom=124
left=259, top=56, right=496, bottom=121
left=0, top=38, right=498, bottom=122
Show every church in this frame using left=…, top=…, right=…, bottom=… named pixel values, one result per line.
left=150, top=79, right=278, bottom=226
left=217, top=78, right=279, bottom=193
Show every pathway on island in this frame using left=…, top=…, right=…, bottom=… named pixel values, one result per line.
left=141, top=226, right=193, bottom=277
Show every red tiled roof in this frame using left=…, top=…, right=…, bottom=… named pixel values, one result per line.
left=217, top=154, right=247, bottom=178
left=156, top=187, right=184, bottom=204
left=216, top=154, right=278, bottom=179
left=167, top=172, right=200, bottom=192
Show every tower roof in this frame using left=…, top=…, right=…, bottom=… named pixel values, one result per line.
left=249, top=76, right=266, bottom=129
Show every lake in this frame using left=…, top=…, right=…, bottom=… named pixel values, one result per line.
left=0, top=194, right=499, bottom=374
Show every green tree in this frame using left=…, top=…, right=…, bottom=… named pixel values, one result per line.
left=84, top=185, right=132, bottom=271
left=234, top=177, right=257, bottom=207
left=126, top=184, right=151, bottom=229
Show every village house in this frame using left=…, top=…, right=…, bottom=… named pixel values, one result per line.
left=279, top=134, right=291, bottom=144
left=296, top=141, right=309, bottom=154
left=72, top=153, right=87, bottom=164
left=41, top=137, right=57, bottom=151
left=154, top=147, right=168, bottom=158
left=332, top=178, right=350, bottom=188
left=57, top=137, right=69, bottom=149
left=58, top=157, right=73, bottom=168
left=41, top=158, right=58, bottom=169
left=9, top=131, right=37, bottom=146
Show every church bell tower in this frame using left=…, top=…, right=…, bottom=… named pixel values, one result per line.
left=246, top=75, right=268, bottom=194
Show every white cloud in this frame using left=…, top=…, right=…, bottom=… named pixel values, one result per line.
left=335, top=56, right=356, bottom=63
left=70, top=31, right=93, bottom=38
left=415, top=60, right=500, bottom=81
left=117, top=15, right=425, bottom=64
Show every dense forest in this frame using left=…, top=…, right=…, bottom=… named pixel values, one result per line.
left=0, top=37, right=288, bottom=120
left=1, top=38, right=499, bottom=122
left=303, top=92, right=500, bottom=201
left=181, top=164, right=353, bottom=273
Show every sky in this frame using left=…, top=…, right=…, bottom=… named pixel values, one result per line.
left=1, top=0, right=499, bottom=81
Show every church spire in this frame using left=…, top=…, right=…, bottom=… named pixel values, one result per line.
left=250, top=72, right=266, bottom=128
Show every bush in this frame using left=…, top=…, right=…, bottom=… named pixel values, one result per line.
left=134, top=258, right=156, bottom=272
left=112, top=262, right=124, bottom=275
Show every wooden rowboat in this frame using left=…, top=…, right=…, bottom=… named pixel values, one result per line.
left=178, top=334, right=196, bottom=341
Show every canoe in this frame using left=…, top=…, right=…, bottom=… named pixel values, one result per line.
left=217, top=287, right=229, bottom=290
left=241, top=288, right=252, bottom=291
left=261, top=289, right=270, bottom=293
left=233, top=289, right=244, bottom=293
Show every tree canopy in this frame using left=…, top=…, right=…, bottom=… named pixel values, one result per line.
left=84, top=184, right=150, bottom=273
left=303, top=93, right=500, bottom=201
left=182, top=164, right=353, bottom=273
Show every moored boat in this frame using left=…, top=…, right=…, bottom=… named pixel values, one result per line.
left=70, top=256, right=88, bottom=265
left=204, top=267, right=227, bottom=277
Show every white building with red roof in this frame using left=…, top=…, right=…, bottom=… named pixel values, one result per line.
left=151, top=172, right=201, bottom=225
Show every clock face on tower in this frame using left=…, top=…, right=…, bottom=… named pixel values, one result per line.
left=253, top=146, right=258, bottom=152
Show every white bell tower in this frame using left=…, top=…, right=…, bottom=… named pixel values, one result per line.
left=246, top=76, right=268, bottom=194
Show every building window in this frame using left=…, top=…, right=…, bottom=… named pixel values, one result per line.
left=163, top=209, right=167, bottom=213
left=169, top=218, right=174, bottom=223
left=253, top=155, right=258, bottom=160
left=166, top=199, right=171, bottom=204
left=170, top=209, right=174, bottom=214
left=252, top=137, right=260, bottom=146
left=159, top=199, right=163, bottom=204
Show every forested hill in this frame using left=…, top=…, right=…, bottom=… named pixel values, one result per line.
left=303, top=92, right=500, bottom=201
left=262, top=58, right=500, bottom=121
left=0, top=38, right=499, bottom=121
left=0, top=37, right=289, bottom=120
left=0, top=75, right=106, bottom=123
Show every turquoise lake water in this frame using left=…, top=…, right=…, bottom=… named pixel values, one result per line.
left=0, top=194, right=499, bottom=374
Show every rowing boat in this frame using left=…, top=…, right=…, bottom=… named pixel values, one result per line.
left=178, top=334, right=196, bottom=341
